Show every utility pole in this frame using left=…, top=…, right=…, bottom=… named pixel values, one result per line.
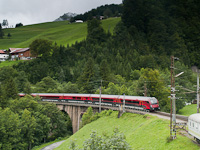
left=197, top=71, right=199, bottom=113
left=99, top=80, right=102, bottom=113
left=170, top=56, right=176, bottom=139
left=123, top=93, right=125, bottom=113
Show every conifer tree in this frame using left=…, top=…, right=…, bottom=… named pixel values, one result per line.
left=87, top=18, right=107, bottom=44
left=0, top=23, right=4, bottom=38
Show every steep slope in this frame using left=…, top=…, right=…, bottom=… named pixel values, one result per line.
left=55, top=112, right=199, bottom=150
left=0, top=17, right=120, bottom=49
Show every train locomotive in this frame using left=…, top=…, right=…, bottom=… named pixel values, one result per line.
left=19, top=93, right=160, bottom=111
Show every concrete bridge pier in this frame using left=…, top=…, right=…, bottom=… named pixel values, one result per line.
left=56, top=104, right=99, bottom=134
left=57, top=105, right=86, bottom=133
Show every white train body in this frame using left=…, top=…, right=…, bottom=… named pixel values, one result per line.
left=188, top=113, right=200, bottom=142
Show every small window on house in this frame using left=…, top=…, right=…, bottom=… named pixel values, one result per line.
left=21, top=54, right=23, bottom=56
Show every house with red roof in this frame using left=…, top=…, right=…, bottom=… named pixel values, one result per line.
left=9, top=48, right=32, bottom=60
left=0, top=50, right=9, bottom=61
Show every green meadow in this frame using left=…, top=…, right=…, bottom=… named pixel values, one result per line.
left=0, top=18, right=120, bottom=49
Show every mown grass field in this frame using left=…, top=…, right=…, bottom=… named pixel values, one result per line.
left=55, top=111, right=199, bottom=150
left=0, top=18, right=120, bottom=49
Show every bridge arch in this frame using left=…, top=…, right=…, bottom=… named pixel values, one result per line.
left=56, top=104, right=95, bottom=133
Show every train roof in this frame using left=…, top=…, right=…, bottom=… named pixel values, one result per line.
left=21, top=93, right=157, bottom=101
left=188, top=113, right=200, bottom=122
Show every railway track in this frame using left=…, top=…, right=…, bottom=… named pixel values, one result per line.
left=153, top=111, right=188, bottom=122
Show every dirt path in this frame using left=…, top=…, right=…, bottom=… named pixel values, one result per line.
left=41, top=140, right=65, bottom=150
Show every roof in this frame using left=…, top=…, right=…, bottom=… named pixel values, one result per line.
left=0, top=50, right=5, bottom=54
left=9, top=48, right=29, bottom=54
left=188, top=113, right=200, bottom=122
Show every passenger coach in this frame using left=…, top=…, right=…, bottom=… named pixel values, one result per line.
left=19, top=93, right=160, bottom=111
left=188, top=113, right=200, bottom=143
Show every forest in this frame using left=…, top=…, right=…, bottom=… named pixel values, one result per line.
left=0, top=0, right=200, bottom=149
left=69, top=4, right=123, bottom=22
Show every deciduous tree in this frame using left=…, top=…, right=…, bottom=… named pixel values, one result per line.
left=29, top=39, right=53, bottom=57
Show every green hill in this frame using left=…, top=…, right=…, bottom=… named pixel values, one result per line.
left=0, top=17, right=120, bottom=49
left=55, top=111, right=199, bottom=150
left=178, top=104, right=198, bottom=116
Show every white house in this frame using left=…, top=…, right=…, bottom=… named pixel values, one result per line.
left=0, top=50, right=9, bottom=61
left=75, top=20, right=83, bottom=23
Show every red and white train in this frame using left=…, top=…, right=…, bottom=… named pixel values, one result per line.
left=19, top=93, right=160, bottom=111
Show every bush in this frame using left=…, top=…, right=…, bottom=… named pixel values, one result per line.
left=70, top=128, right=131, bottom=150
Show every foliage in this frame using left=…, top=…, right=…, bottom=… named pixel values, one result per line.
left=34, top=76, right=58, bottom=93
left=82, top=129, right=130, bottom=150
left=0, top=95, right=72, bottom=150
left=20, top=109, right=37, bottom=149
left=0, top=23, right=4, bottom=38
left=0, top=108, right=21, bottom=150
left=15, top=23, right=23, bottom=28
left=121, top=0, right=200, bottom=67
left=81, top=107, right=96, bottom=127
left=7, top=33, right=11, bottom=38
left=0, top=67, right=19, bottom=108
left=2, top=19, right=8, bottom=27
left=69, top=140, right=78, bottom=150
left=81, top=108, right=114, bottom=128
left=77, top=58, right=99, bottom=93
left=29, top=39, right=53, bottom=57
left=70, top=4, right=122, bottom=22
left=87, top=18, right=107, bottom=44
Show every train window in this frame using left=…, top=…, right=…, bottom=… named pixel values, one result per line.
left=150, top=99, right=157, bottom=104
left=129, top=101, right=139, bottom=104
left=93, top=98, right=99, bottom=101
left=103, top=99, right=113, bottom=102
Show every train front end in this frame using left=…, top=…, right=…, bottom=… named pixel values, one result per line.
left=149, top=97, right=160, bottom=111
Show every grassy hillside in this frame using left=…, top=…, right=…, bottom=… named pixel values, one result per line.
left=0, top=60, right=25, bottom=68
left=178, top=104, right=198, bottom=116
left=55, top=111, right=199, bottom=150
left=0, top=18, right=120, bottom=49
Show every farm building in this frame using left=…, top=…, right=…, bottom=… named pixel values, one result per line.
left=0, top=50, right=9, bottom=61
left=9, top=48, right=32, bottom=60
